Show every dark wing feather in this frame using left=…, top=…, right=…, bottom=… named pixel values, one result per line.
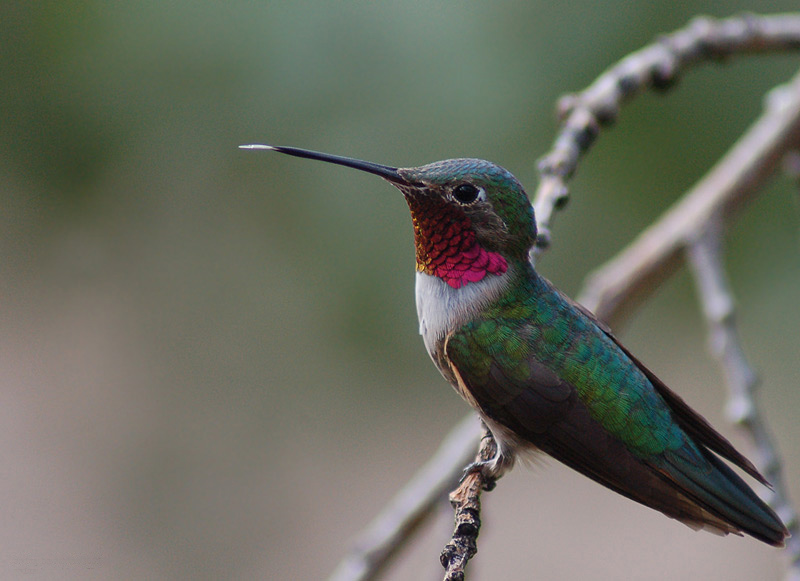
left=450, top=353, right=741, bottom=536
left=563, top=292, right=769, bottom=486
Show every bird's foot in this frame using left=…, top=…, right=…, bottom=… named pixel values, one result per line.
left=459, top=454, right=512, bottom=491
left=460, top=460, right=497, bottom=491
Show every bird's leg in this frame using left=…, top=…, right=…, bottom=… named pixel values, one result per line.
left=459, top=424, right=514, bottom=490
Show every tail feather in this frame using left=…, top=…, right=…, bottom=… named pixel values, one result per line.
left=652, top=445, right=788, bottom=546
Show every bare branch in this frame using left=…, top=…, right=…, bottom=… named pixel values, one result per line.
left=686, top=220, right=800, bottom=577
left=440, top=423, right=498, bottom=581
left=577, top=70, right=800, bottom=324
left=533, top=12, right=800, bottom=259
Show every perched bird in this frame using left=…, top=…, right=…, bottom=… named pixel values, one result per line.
left=242, top=144, right=789, bottom=546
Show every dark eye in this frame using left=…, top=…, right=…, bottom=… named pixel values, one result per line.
left=452, top=183, right=480, bottom=204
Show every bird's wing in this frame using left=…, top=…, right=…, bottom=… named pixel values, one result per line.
left=564, top=291, right=768, bottom=486
left=443, top=327, right=742, bottom=536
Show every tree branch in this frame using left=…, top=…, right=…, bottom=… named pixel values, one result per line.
left=533, top=12, right=800, bottom=260
left=440, top=423, right=497, bottom=581
left=577, top=69, right=800, bottom=323
left=686, top=219, right=800, bottom=578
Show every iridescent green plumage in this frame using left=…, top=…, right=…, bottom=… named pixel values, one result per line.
left=447, top=267, right=684, bottom=458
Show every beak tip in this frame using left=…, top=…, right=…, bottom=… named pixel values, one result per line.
left=239, top=144, right=276, bottom=151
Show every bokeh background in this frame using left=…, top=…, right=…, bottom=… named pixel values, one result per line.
left=3, top=2, right=799, bottom=579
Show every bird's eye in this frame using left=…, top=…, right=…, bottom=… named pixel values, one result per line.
left=452, top=183, right=481, bottom=204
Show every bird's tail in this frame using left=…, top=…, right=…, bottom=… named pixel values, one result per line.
left=652, top=444, right=788, bottom=546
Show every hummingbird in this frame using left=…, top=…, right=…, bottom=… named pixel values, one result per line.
left=242, top=143, right=789, bottom=546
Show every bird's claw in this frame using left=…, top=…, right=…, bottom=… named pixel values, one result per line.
left=460, top=460, right=497, bottom=491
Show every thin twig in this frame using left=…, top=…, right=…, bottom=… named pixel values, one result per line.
left=686, top=219, right=800, bottom=578
left=577, top=70, right=800, bottom=324
left=533, top=12, right=800, bottom=259
left=440, top=423, right=497, bottom=581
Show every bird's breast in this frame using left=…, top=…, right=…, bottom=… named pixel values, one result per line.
left=415, top=270, right=511, bottom=358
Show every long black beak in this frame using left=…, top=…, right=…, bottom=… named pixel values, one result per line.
left=240, top=144, right=407, bottom=185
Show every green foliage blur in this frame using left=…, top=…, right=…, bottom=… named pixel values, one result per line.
left=2, top=2, right=798, bottom=579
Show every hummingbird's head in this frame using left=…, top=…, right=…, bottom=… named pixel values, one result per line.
left=241, top=145, right=537, bottom=289
left=396, top=157, right=537, bottom=267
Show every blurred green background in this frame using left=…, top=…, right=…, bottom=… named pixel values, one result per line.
left=2, top=2, right=799, bottom=579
